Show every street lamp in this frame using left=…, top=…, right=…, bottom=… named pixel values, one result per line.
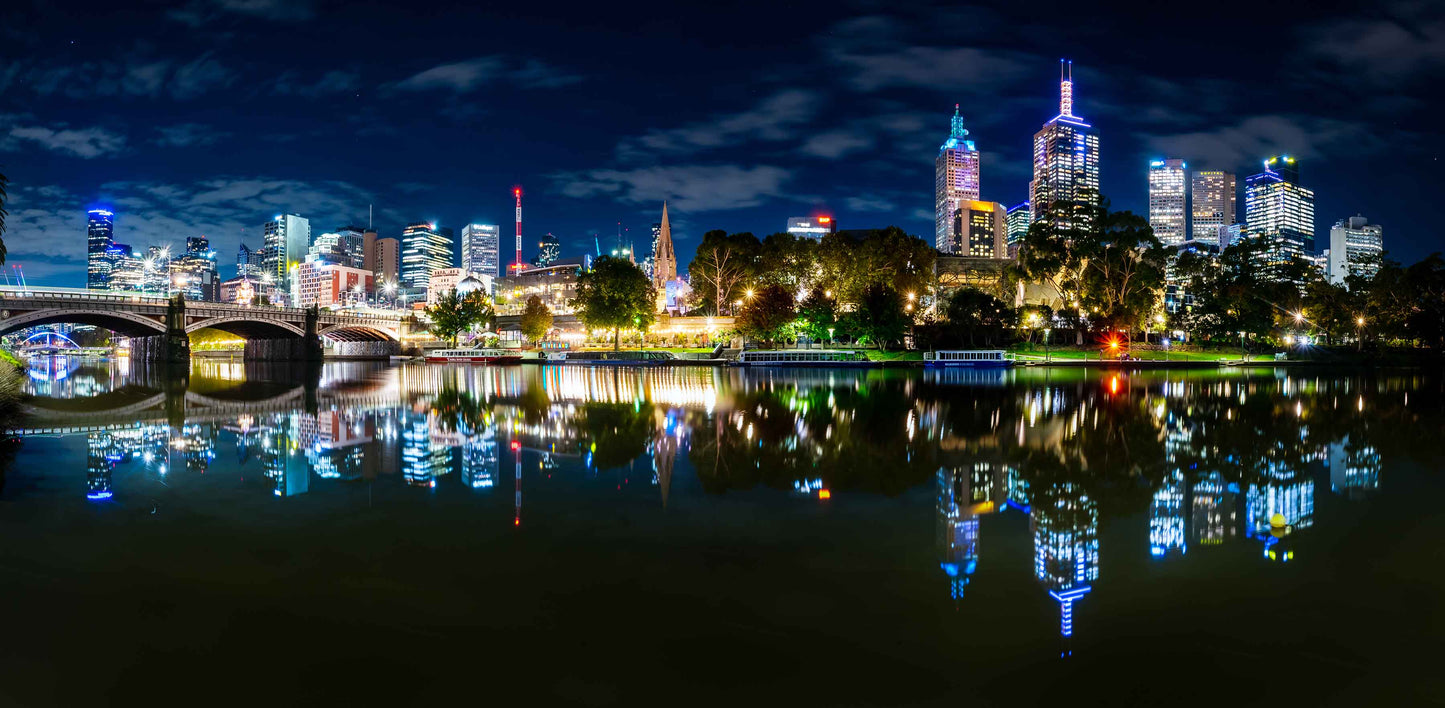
left=1356, top=316, right=1365, bottom=352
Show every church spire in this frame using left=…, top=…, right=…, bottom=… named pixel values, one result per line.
left=652, top=202, right=676, bottom=290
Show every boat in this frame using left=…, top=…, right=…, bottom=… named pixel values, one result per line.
left=425, top=348, right=524, bottom=364
left=735, top=349, right=874, bottom=367
left=550, top=350, right=678, bottom=365
left=923, top=350, right=1014, bottom=368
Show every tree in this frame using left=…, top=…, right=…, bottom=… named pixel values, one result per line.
left=816, top=227, right=935, bottom=304
left=1181, top=238, right=1306, bottom=347
left=687, top=230, right=760, bottom=315
left=946, top=288, right=1017, bottom=347
left=796, top=285, right=837, bottom=342
left=1077, top=210, right=1170, bottom=336
left=756, top=232, right=817, bottom=291
left=425, top=288, right=493, bottom=347
left=848, top=283, right=910, bottom=350
left=519, top=295, right=554, bottom=344
left=573, top=255, right=656, bottom=350
left=736, top=283, right=796, bottom=347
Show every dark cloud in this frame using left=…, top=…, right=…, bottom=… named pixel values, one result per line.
left=619, top=91, right=822, bottom=160
left=274, top=70, right=362, bottom=96
left=153, top=123, right=230, bottom=147
left=552, top=165, right=792, bottom=212
left=1, top=115, right=126, bottom=158
left=391, top=56, right=580, bottom=93
left=1142, top=115, right=1382, bottom=172
left=168, top=0, right=316, bottom=26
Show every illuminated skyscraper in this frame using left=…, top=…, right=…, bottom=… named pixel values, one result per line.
left=172, top=236, right=219, bottom=301
left=373, top=237, right=400, bottom=284
left=400, top=222, right=454, bottom=291
left=1190, top=171, right=1236, bottom=246
left=533, top=232, right=562, bottom=267
left=786, top=215, right=836, bottom=240
left=954, top=200, right=1008, bottom=258
left=1031, top=61, right=1100, bottom=233
left=1327, top=215, right=1383, bottom=285
left=935, top=105, right=981, bottom=253
left=262, top=213, right=312, bottom=290
left=1244, top=156, right=1315, bottom=277
left=461, top=223, right=501, bottom=279
left=1031, top=482, right=1098, bottom=638
left=87, top=209, right=116, bottom=290
left=1148, top=159, right=1187, bottom=246
left=1005, top=201, right=1031, bottom=250
left=333, top=225, right=369, bottom=270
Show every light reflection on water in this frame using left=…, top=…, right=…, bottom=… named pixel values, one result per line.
left=4, top=356, right=1431, bottom=683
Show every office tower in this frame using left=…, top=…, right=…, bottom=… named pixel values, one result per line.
left=1328, top=215, right=1384, bottom=285
left=171, top=235, right=219, bottom=301
left=533, top=233, right=561, bottom=267
left=1031, top=481, right=1098, bottom=638
left=786, top=215, right=836, bottom=239
left=400, top=222, right=453, bottom=290
left=1005, top=201, right=1031, bottom=248
left=236, top=242, right=264, bottom=279
left=652, top=203, right=677, bottom=292
left=373, top=237, right=400, bottom=285
left=1148, top=159, right=1188, bottom=246
left=334, top=225, right=369, bottom=270
left=952, top=200, right=1007, bottom=258
left=1031, top=60, right=1100, bottom=233
left=1245, top=155, right=1315, bottom=276
left=935, top=105, right=981, bottom=253
left=87, top=209, right=116, bottom=290
left=461, top=223, right=501, bottom=279
left=307, top=232, right=349, bottom=266
left=1190, top=171, right=1236, bottom=246
left=262, top=214, right=312, bottom=289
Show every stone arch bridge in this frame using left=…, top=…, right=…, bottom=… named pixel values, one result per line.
left=0, top=287, right=411, bottom=361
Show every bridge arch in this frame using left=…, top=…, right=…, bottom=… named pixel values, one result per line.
left=0, top=308, right=166, bottom=337
left=318, top=324, right=399, bottom=341
left=186, top=316, right=306, bottom=338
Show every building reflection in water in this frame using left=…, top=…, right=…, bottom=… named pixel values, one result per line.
left=1190, top=473, right=1239, bottom=547
left=1149, top=471, right=1187, bottom=558
left=1032, top=482, right=1098, bottom=639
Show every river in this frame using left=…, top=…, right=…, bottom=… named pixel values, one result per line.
left=1, top=357, right=1440, bottom=705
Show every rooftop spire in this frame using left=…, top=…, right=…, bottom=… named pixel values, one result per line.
left=950, top=104, right=969, bottom=139
left=1059, top=59, right=1074, bottom=117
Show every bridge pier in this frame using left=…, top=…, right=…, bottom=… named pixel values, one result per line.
left=129, top=334, right=191, bottom=362
left=243, top=338, right=322, bottom=361
left=328, top=340, right=400, bottom=358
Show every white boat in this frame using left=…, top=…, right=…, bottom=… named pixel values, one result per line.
left=923, top=350, right=1014, bottom=368
left=735, top=349, right=874, bottom=367
left=551, top=350, right=677, bottom=365
left=425, top=348, right=523, bottom=364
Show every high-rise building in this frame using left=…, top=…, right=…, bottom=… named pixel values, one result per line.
left=236, top=243, right=264, bottom=279
left=461, top=223, right=501, bottom=279
left=533, top=233, right=561, bottom=267
left=652, top=203, right=677, bottom=293
left=1190, top=171, right=1237, bottom=247
left=373, top=237, right=401, bottom=285
left=171, top=235, right=219, bottom=301
left=953, top=201, right=1008, bottom=259
left=401, top=222, right=453, bottom=291
left=334, top=225, right=369, bottom=270
left=1244, top=155, right=1315, bottom=276
left=1005, top=201, right=1031, bottom=250
left=262, top=214, right=311, bottom=289
left=786, top=215, right=836, bottom=239
left=1148, top=159, right=1188, bottom=246
left=1328, top=215, right=1384, bottom=285
left=87, top=209, right=116, bottom=290
left=935, top=105, right=981, bottom=253
left=1030, top=61, right=1100, bottom=233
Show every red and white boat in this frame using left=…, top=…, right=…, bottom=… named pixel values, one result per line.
left=425, top=348, right=523, bottom=364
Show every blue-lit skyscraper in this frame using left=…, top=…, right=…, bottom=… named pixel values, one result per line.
left=935, top=105, right=981, bottom=253
left=1005, top=201, right=1031, bottom=251
left=1244, top=155, right=1315, bottom=277
left=1030, top=61, right=1100, bottom=233
left=87, top=209, right=116, bottom=290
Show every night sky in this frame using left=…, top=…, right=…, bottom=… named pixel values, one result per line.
left=2, top=0, right=1441, bottom=286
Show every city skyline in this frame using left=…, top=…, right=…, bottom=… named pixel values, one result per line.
left=1, top=1, right=1440, bottom=287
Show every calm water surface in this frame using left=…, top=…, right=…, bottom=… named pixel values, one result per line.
left=2, top=357, right=1442, bottom=706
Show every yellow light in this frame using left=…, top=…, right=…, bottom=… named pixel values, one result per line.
left=818, top=489, right=831, bottom=500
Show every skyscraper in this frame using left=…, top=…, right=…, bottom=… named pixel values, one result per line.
left=785, top=215, right=836, bottom=239
left=1005, top=201, right=1031, bottom=250
left=1030, top=60, right=1100, bottom=233
left=237, top=242, right=263, bottom=279
left=172, top=235, right=219, bottom=301
left=955, top=201, right=1008, bottom=258
left=461, top=223, right=501, bottom=279
left=87, top=209, right=116, bottom=290
left=1190, top=171, right=1236, bottom=247
left=533, top=233, right=561, bottom=267
left=1148, top=159, right=1187, bottom=246
left=334, top=225, right=369, bottom=270
left=651, top=203, right=677, bottom=292
left=1244, top=155, right=1315, bottom=276
left=1328, top=215, right=1383, bottom=285
left=401, top=222, right=453, bottom=291
left=935, top=105, right=981, bottom=253
left=262, top=214, right=311, bottom=289
left=374, top=237, right=400, bottom=285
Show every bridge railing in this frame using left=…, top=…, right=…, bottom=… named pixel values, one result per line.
left=0, top=286, right=407, bottom=324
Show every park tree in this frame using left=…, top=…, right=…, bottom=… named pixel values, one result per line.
left=756, top=232, right=818, bottom=292
left=688, top=230, right=760, bottom=315
left=796, top=285, right=837, bottom=342
left=425, top=288, right=494, bottom=347
left=1302, top=278, right=1363, bottom=344
left=848, top=283, right=910, bottom=350
left=1181, top=238, right=1307, bottom=347
left=816, top=227, right=935, bottom=304
left=736, top=283, right=796, bottom=347
left=519, top=295, right=554, bottom=344
left=573, top=255, right=657, bottom=350
left=946, top=288, right=1017, bottom=347
left=1077, top=209, right=1169, bottom=336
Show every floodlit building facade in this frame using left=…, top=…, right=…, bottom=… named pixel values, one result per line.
left=461, top=223, right=501, bottom=279
left=935, top=105, right=981, bottom=253
left=400, top=222, right=453, bottom=291
left=955, top=201, right=1008, bottom=259
left=262, top=214, right=312, bottom=290
left=786, top=215, right=836, bottom=240
left=1148, top=159, right=1187, bottom=246
left=87, top=209, right=116, bottom=290
left=1190, top=170, right=1236, bottom=247
left=1031, top=61, right=1100, bottom=233
left=1327, top=215, right=1383, bottom=285
left=1005, top=201, right=1031, bottom=252
left=1244, top=155, right=1315, bottom=276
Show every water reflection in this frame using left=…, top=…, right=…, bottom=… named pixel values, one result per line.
left=13, top=359, right=1410, bottom=651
